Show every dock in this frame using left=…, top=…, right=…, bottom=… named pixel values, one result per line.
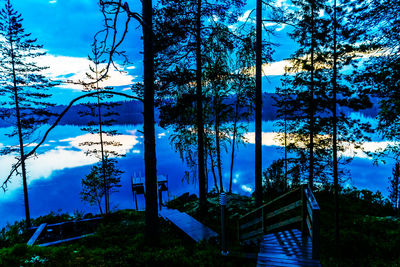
left=159, top=208, right=218, bottom=242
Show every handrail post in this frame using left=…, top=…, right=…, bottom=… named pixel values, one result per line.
left=312, top=208, right=320, bottom=259
left=301, top=185, right=307, bottom=236
left=237, top=219, right=240, bottom=243
left=261, top=207, right=264, bottom=234
left=220, top=193, right=228, bottom=255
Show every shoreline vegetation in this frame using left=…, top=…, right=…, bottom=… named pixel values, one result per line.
left=1, top=186, right=399, bottom=266
left=0, top=94, right=379, bottom=128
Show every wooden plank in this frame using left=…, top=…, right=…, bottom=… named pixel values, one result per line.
left=239, top=206, right=264, bottom=222
left=280, top=230, right=303, bottom=250
left=265, top=216, right=302, bottom=232
left=260, top=242, right=312, bottom=250
left=263, top=233, right=307, bottom=244
left=265, top=200, right=302, bottom=220
left=257, top=255, right=321, bottom=267
left=304, top=187, right=320, bottom=210
left=240, top=217, right=263, bottom=230
left=46, top=217, right=102, bottom=227
left=258, top=228, right=321, bottom=266
left=265, top=229, right=305, bottom=240
left=258, top=256, right=319, bottom=264
left=159, top=208, right=217, bottom=242
left=240, top=228, right=264, bottom=240
left=260, top=246, right=313, bottom=256
left=262, top=237, right=311, bottom=246
left=258, top=253, right=319, bottom=263
left=262, top=242, right=313, bottom=251
left=258, top=252, right=320, bottom=262
left=260, top=245, right=313, bottom=254
left=307, top=215, right=313, bottom=238
left=307, top=200, right=313, bottom=220
left=27, top=223, right=47, bottom=246
left=38, top=233, right=94, bottom=247
left=312, top=209, right=320, bottom=259
left=240, top=187, right=300, bottom=220
left=287, top=228, right=310, bottom=252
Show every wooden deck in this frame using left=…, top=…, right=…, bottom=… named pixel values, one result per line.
left=257, top=229, right=321, bottom=267
left=159, top=208, right=218, bottom=242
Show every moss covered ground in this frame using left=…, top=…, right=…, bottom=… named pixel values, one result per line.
left=1, top=187, right=400, bottom=266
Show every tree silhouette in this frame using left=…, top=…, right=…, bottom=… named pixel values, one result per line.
left=0, top=0, right=58, bottom=228
left=81, top=156, right=123, bottom=215
left=79, top=40, right=122, bottom=214
left=154, top=0, right=246, bottom=209
left=389, top=162, right=400, bottom=216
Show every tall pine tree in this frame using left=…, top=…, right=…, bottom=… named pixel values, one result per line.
left=276, top=0, right=373, bottom=186
left=154, top=0, right=246, bottom=205
left=79, top=40, right=122, bottom=214
left=350, top=0, right=400, bottom=161
left=0, top=0, right=57, bottom=228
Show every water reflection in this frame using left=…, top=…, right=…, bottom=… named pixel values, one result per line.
left=0, top=121, right=394, bottom=227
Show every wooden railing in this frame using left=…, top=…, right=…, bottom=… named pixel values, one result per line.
left=238, top=184, right=320, bottom=259
left=27, top=217, right=102, bottom=247
left=302, top=185, right=320, bottom=259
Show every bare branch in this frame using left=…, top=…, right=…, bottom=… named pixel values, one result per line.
left=1, top=91, right=142, bottom=191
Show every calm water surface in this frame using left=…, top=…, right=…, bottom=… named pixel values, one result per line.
left=0, top=119, right=393, bottom=228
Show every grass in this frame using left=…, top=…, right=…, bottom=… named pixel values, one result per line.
left=2, top=186, right=400, bottom=266
left=168, top=187, right=400, bottom=267
left=0, top=209, right=255, bottom=266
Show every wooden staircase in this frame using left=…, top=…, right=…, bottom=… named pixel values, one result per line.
left=238, top=185, right=321, bottom=266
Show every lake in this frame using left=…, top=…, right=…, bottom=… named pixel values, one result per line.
left=0, top=118, right=393, bottom=228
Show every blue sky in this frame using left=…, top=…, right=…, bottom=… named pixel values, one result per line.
left=11, top=0, right=143, bottom=103
left=9, top=0, right=296, bottom=104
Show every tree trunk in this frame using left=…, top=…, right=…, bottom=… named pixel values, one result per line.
left=229, top=94, right=240, bottom=193
left=332, top=0, right=340, bottom=255
left=309, top=2, right=315, bottom=190
left=255, top=0, right=263, bottom=206
left=97, top=197, right=103, bottom=215
left=196, top=0, right=207, bottom=214
left=208, top=142, right=219, bottom=193
left=143, top=0, right=158, bottom=243
left=284, top=93, right=288, bottom=192
left=397, top=162, right=400, bottom=216
left=97, top=94, right=108, bottom=214
left=10, top=39, right=31, bottom=229
left=215, top=97, right=223, bottom=192
left=396, top=162, right=400, bottom=217
left=95, top=52, right=109, bottom=214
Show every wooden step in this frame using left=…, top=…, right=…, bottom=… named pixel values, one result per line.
left=257, top=255, right=321, bottom=267
left=257, top=229, right=320, bottom=267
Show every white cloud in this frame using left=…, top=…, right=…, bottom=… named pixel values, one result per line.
left=244, top=131, right=396, bottom=159
left=241, top=185, right=252, bottom=193
left=238, top=10, right=253, bottom=23
left=60, top=132, right=139, bottom=155
left=262, top=60, right=291, bottom=76
left=275, top=25, right=286, bottom=32
left=49, top=0, right=57, bottom=4
left=245, top=60, right=292, bottom=76
left=339, top=141, right=396, bottom=159
left=0, top=131, right=141, bottom=196
left=38, top=54, right=136, bottom=90
left=274, top=0, right=285, bottom=7
left=244, top=132, right=282, bottom=146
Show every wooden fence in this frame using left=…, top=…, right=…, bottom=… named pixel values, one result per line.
left=238, top=184, right=320, bottom=259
